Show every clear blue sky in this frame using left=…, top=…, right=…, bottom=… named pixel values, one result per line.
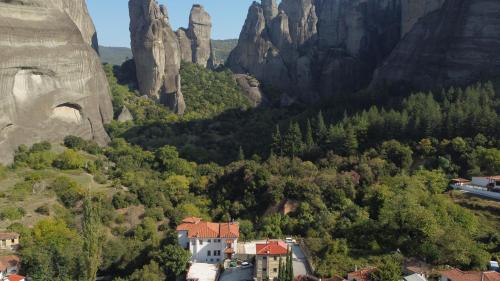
left=87, top=0, right=256, bottom=47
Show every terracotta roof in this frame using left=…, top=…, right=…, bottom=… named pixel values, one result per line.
left=224, top=247, right=235, bottom=254
left=440, top=268, right=500, bottom=281
left=6, top=275, right=24, bottom=281
left=256, top=240, right=288, bottom=255
left=0, top=232, right=19, bottom=240
left=347, top=267, right=376, bottom=281
left=451, top=178, right=470, bottom=183
left=176, top=218, right=239, bottom=238
left=488, top=176, right=500, bottom=181
left=0, top=255, right=20, bottom=271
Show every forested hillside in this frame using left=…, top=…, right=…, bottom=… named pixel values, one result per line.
left=1, top=62, right=498, bottom=280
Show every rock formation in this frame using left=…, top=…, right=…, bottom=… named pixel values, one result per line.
left=129, top=0, right=185, bottom=114
left=229, top=0, right=500, bottom=103
left=0, top=0, right=113, bottom=163
left=175, top=5, right=215, bottom=68
left=371, top=0, right=500, bottom=91
left=227, top=0, right=402, bottom=103
left=234, top=74, right=265, bottom=107
left=117, top=106, right=134, bottom=122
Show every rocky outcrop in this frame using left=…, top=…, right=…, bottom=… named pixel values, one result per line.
left=234, top=74, right=264, bottom=107
left=129, top=0, right=185, bottom=114
left=117, top=106, right=133, bottom=122
left=175, top=5, right=214, bottom=68
left=0, top=0, right=113, bottom=163
left=227, top=0, right=402, bottom=103
left=371, top=0, right=500, bottom=91
left=400, top=0, right=445, bottom=36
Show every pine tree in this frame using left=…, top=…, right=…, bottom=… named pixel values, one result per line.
left=315, top=110, right=327, bottom=143
left=82, top=191, right=103, bottom=281
left=284, top=122, right=304, bottom=158
left=278, top=257, right=284, bottom=281
left=305, top=119, right=315, bottom=150
left=343, top=126, right=358, bottom=155
left=272, top=124, right=283, bottom=156
left=238, top=146, right=245, bottom=160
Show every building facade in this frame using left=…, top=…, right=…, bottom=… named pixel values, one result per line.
left=176, top=217, right=239, bottom=263
left=254, top=240, right=289, bottom=281
left=0, top=233, right=19, bottom=251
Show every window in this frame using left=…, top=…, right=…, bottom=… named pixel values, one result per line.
left=199, top=240, right=203, bottom=245
left=216, top=258, right=220, bottom=262
left=263, top=256, right=267, bottom=260
left=11, top=239, right=14, bottom=243
left=214, top=250, right=221, bottom=256
left=273, top=268, right=278, bottom=273
left=273, top=256, right=278, bottom=261
left=207, top=250, right=211, bottom=256
left=263, top=268, right=267, bottom=272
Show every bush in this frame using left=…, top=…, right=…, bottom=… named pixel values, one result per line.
left=93, top=173, right=108, bottom=184
left=53, top=149, right=86, bottom=170
left=51, top=177, right=84, bottom=208
left=0, top=207, right=25, bottom=221
left=112, top=192, right=138, bottom=209
left=34, top=205, right=50, bottom=216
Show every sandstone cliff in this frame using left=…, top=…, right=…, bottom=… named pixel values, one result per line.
left=129, top=0, right=186, bottom=114
left=371, top=0, right=500, bottom=91
left=229, top=0, right=500, bottom=103
left=227, top=0, right=402, bottom=103
left=0, top=0, right=113, bottom=163
left=175, top=5, right=215, bottom=68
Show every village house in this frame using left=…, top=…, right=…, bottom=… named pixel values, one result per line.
left=439, top=268, right=500, bottom=281
left=254, top=240, right=289, bottom=281
left=347, top=267, right=376, bottom=281
left=176, top=217, right=239, bottom=263
left=0, top=256, right=20, bottom=279
left=0, top=234, right=19, bottom=252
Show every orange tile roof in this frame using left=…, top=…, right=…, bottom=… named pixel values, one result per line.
left=256, top=240, right=288, bottom=255
left=440, top=268, right=500, bottom=281
left=176, top=217, right=239, bottom=238
left=347, top=267, right=376, bottom=281
left=0, top=232, right=19, bottom=240
left=0, top=255, right=20, bottom=271
left=6, top=275, right=25, bottom=281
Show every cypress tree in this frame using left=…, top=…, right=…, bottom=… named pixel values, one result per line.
left=305, top=119, right=315, bottom=150
left=238, top=146, right=245, bottom=160
left=287, top=248, right=294, bottom=281
left=272, top=124, right=283, bottom=156
left=284, top=122, right=304, bottom=158
left=82, top=191, right=103, bottom=281
left=315, top=110, right=327, bottom=143
left=343, top=126, right=358, bottom=155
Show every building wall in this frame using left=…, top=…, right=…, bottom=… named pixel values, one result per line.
left=472, top=177, right=491, bottom=187
left=255, top=254, right=285, bottom=281
left=0, top=238, right=19, bottom=250
left=188, top=238, right=238, bottom=263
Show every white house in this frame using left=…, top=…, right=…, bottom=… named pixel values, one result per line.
left=176, top=217, right=239, bottom=263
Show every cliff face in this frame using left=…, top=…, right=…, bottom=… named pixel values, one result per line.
left=0, top=0, right=113, bottom=163
left=175, top=5, right=215, bottom=68
left=227, top=0, right=402, bottom=103
left=129, top=0, right=185, bottom=114
left=229, top=0, right=500, bottom=103
left=371, top=0, right=500, bottom=91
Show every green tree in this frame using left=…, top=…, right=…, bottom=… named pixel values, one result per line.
left=371, top=255, right=402, bottom=281
left=305, top=119, right=315, bottom=150
left=283, top=122, right=304, bottom=158
left=154, top=245, right=190, bottom=279
left=82, top=193, right=103, bottom=281
left=272, top=124, right=283, bottom=156
left=53, top=149, right=86, bottom=170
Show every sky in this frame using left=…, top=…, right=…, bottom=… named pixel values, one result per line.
left=87, top=0, right=256, bottom=47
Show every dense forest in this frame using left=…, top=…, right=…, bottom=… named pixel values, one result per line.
left=0, top=62, right=498, bottom=281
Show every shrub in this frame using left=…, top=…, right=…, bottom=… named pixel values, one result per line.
left=93, top=173, right=108, bottom=184
left=51, top=177, right=84, bottom=208
left=0, top=207, right=25, bottom=221
left=34, top=205, right=50, bottom=216
left=53, top=149, right=86, bottom=170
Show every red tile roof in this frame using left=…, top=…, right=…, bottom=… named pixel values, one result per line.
left=440, top=268, right=500, bottom=281
left=0, top=255, right=20, bottom=271
left=176, top=217, right=239, bottom=238
left=347, top=267, right=376, bottom=281
left=256, top=240, right=289, bottom=255
left=6, top=275, right=25, bottom=281
left=0, top=232, right=19, bottom=240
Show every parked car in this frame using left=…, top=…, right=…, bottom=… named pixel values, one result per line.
left=285, top=237, right=297, bottom=244
left=241, top=261, right=252, bottom=268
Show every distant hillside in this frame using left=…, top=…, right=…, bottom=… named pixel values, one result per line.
left=99, top=46, right=133, bottom=66
left=99, top=40, right=238, bottom=66
left=212, top=39, right=238, bottom=64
